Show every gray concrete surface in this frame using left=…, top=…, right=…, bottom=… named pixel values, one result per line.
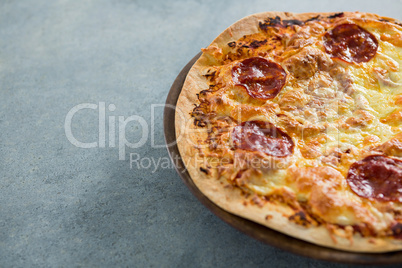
left=1, top=0, right=402, bottom=267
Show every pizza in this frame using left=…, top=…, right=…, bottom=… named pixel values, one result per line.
left=175, top=11, right=402, bottom=252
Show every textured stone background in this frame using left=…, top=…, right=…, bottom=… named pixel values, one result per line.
left=1, top=0, right=402, bottom=267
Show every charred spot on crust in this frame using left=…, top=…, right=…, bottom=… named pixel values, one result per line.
left=198, top=89, right=212, bottom=99
left=379, top=18, right=402, bottom=27
left=204, top=71, right=216, bottom=81
left=305, top=15, right=320, bottom=22
left=288, top=211, right=312, bottom=227
left=327, top=12, right=344, bottom=19
left=192, top=74, right=222, bottom=128
left=272, top=35, right=282, bottom=42
left=200, top=167, right=209, bottom=175
left=282, top=19, right=304, bottom=27
left=251, top=195, right=265, bottom=207
left=352, top=224, right=376, bottom=237
left=353, top=222, right=402, bottom=239
left=229, top=39, right=268, bottom=50
left=193, top=119, right=207, bottom=127
left=249, top=39, right=268, bottom=49
left=392, top=222, right=402, bottom=239
left=265, top=214, right=273, bottom=220
left=192, top=102, right=210, bottom=127
left=259, top=16, right=282, bottom=30
left=259, top=17, right=304, bottom=30
left=259, top=15, right=321, bottom=31
left=228, top=41, right=236, bottom=48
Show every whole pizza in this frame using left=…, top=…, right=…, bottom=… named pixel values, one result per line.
left=175, top=11, right=402, bottom=252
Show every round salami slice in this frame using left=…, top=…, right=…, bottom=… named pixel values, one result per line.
left=347, top=155, right=402, bottom=202
left=324, top=23, right=378, bottom=63
left=231, top=57, right=287, bottom=100
left=231, top=120, right=294, bottom=157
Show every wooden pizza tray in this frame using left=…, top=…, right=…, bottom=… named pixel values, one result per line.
left=163, top=52, right=402, bottom=265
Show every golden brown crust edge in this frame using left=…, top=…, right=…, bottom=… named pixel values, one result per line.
left=175, top=11, right=402, bottom=252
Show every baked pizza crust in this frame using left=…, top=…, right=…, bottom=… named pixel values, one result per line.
left=175, top=12, right=402, bottom=252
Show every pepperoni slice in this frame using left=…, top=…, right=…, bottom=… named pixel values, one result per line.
left=231, top=120, right=294, bottom=157
left=323, top=23, right=378, bottom=63
left=347, top=155, right=402, bottom=202
left=232, top=57, right=287, bottom=100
